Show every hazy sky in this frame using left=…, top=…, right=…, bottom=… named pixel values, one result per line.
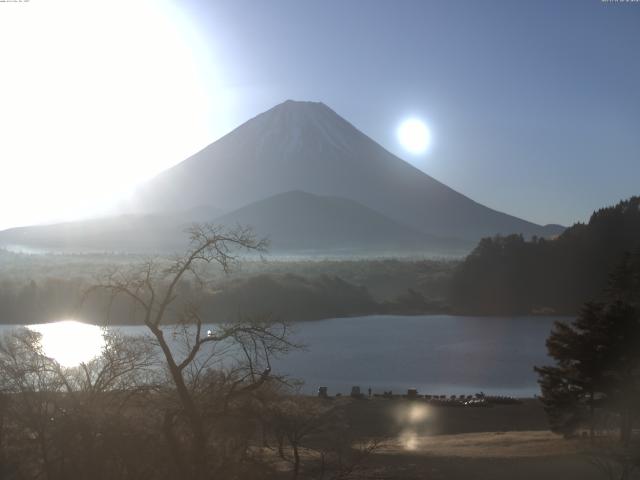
left=1, top=0, right=638, bottom=230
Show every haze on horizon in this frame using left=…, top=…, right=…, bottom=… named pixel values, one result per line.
left=0, top=0, right=638, bottom=232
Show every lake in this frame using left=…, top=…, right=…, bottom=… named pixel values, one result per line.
left=269, top=315, right=564, bottom=397
left=1, top=315, right=567, bottom=397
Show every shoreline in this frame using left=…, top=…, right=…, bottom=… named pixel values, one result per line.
left=0, top=312, right=574, bottom=327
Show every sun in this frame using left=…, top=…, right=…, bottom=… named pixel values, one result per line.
left=0, top=0, right=216, bottom=230
left=397, top=118, right=432, bottom=155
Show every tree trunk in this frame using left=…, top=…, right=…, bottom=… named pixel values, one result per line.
left=277, top=433, right=285, bottom=459
left=163, top=410, right=188, bottom=478
left=619, top=408, right=632, bottom=446
left=153, top=327, right=208, bottom=479
left=292, top=442, right=300, bottom=480
left=261, top=420, right=270, bottom=447
left=589, top=391, right=595, bottom=441
left=38, top=429, right=54, bottom=480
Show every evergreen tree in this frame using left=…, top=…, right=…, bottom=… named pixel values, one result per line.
left=535, top=253, right=640, bottom=443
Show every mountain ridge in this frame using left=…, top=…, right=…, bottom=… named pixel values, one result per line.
left=213, top=190, right=471, bottom=254
left=0, top=190, right=471, bottom=255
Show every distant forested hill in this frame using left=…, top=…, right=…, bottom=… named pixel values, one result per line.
left=451, top=197, right=640, bottom=315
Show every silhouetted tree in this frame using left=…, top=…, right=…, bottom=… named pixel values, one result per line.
left=535, top=252, right=640, bottom=443
left=87, top=224, right=296, bottom=480
left=0, top=327, right=159, bottom=480
left=264, top=396, right=382, bottom=480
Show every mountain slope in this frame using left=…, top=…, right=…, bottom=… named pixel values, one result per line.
left=0, top=206, right=220, bottom=253
left=131, top=100, right=563, bottom=241
left=213, top=190, right=469, bottom=254
left=0, top=192, right=469, bottom=255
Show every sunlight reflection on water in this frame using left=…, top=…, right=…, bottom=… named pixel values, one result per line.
left=28, top=320, right=106, bottom=367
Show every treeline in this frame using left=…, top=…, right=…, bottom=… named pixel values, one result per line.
left=0, top=243, right=457, bottom=324
left=204, top=274, right=376, bottom=321
left=233, top=258, right=455, bottom=302
left=0, top=277, right=88, bottom=325
left=204, top=274, right=451, bottom=320
left=0, top=249, right=457, bottom=304
left=0, top=273, right=451, bottom=325
left=451, top=196, right=640, bottom=315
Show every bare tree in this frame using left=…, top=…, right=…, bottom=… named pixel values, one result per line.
left=0, top=327, right=159, bottom=480
left=265, top=397, right=340, bottom=479
left=56, top=332, right=159, bottom=480
left=87, top=224, right=296, bottom=480
left=265, top=396, right=384, bottom=480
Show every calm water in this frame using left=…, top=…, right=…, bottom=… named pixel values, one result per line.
left=270, top=315, right=564, bottom=396
left=1, top=315, right=567, bottom=397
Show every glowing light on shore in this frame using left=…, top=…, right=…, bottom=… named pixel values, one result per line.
left=393, top=403, right=431, bottom=451
left=399, top=431, right=420, bottom=451
left=394, top=403, right=431, bottom=424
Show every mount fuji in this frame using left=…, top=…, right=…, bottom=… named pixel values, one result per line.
left=0, top=100, right=563, bottom=255
left=131, top=100, right=562, bottom=241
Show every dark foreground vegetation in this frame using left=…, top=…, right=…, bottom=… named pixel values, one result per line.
left=533, top=246, right=640, bottom=478
left=536, top=249, right=640, bottom=440
left=0, top=335, right=628, bottom=480
left=0, top=325, right=384, bottom=480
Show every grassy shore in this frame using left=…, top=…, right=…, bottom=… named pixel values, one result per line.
left=329, top=398, right=601, bottom=479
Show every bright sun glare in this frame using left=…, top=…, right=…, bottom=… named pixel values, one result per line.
left=29, top=320, right=106, bottom=368
left=397, top=118, right=432, bottom=155
left=0, top=0, right=218, bottom=230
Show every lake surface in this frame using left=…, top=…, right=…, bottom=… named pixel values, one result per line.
left=1, top=315, right=567, bottom=397
left=269, top=315, right=564, bottom=397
